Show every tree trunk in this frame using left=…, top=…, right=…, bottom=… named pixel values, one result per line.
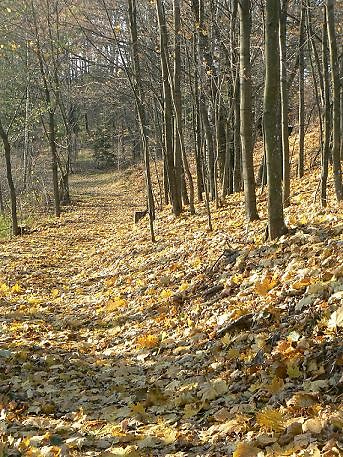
left=192, top=0, right=216, bottom=200
left=321, top=9, right=330, bottom=207
left=279, top=0, right=290, bottom=207
left=173, top=0, right=195, bottom=214
left=173, top=0, right=183, bottom=209
left=326, top=0, right=343, bottom=201
left=156, top=0, right=182, bottom=216
left=32, top=1, right=60, bottom=217
left=48, top=111, right=61, bottom=217
left=0, top=118, right=20, bottom=236
left=298, top=0, right=305, bottom=178
left=128, top=0, right=156, bottom=241
left=233, top=78, right=242, bottom=192
left=264, top=0, right=287, bottom=240
left=238, top=0, right=259, bottom=221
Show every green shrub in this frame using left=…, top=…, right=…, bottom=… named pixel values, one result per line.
left=91, top=125, right=115, bottom=168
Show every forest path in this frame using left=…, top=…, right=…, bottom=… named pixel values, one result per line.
left=1, top=167, right=145, bottom=293
left=0, top=162, right=343, bottom=457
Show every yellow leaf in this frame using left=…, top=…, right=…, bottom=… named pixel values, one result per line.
left=136, top=334, right=159, bottom=349
left=160, top=289, right=173, bottom=299
left=255, top=273, right=278, bottom=296
left=51, top=289, right=60, bottom=298
left=233, top=442, right=260, bottom=457
left=256, top=409, right=285, bottom=432
left=104, top=276, right=117, bottom=287
left=0, top=283, right=10, bottom=295
left=11, top=283, right=23, bottom=294
left=130, top=402, right=147, bottom=419
left=226, top=348, right=240, bottom=360
left=27, top=296, right=43, bottom=305
left=105, top=297, right=127, bottom=312
left=302, top=418, right=323, bottom=434
left=179, top=282, right=189, bottom=292
left=231, top=274, right=243, bottom=285
left=191, top=257, right=202, bottom=268
left=291, top=277, right=312, bottom=290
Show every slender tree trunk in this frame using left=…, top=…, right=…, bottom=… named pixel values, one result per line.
left=188, top=37, right=204, bottom=202
left=172, top=0, right=195, bottom=214
left=194, top=98, right=204, bottom=202
left=264, top=0, right=287, bottom=240
left=238, top=0, right=259, bottom=221
left=279, top=0, right=290, bottom=207
left=156, top=0, right=182, bottom=215
left=192, top=0, right=216, bottom=200
left=321, top=10, right=330, bottom=207
left=32, top=1, right=60, bottom=217
left=0, top=118, right=20, bottom=236
left=128, top=0, right=156, bottom=241
left=298, top=0, right=305, bottom=178
left=306, top=0, right=323, bottom=166
left=326, top=0, right=343, bottom=201
left=233, top=78, right=242, bottom=192
left=23, top=39, right=30, bottom=191
left=48, top=111, right=61, bottom=217
left=173, top=0, right=183, bottom=209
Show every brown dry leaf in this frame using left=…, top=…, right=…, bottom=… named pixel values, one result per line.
left=267, top=376, right=284, bottom=395
left=184, top=403, right=200, bottom=418
left=287, top=392, right=318, bottom=409
left=302, top=418, right=324, bottom=434
left=233, top=442, right=260, bottom=457
left=213, top=407, right=231, bottom=423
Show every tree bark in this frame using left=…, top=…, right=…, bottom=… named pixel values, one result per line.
left=321, top=9, right=330, bottom=207
left=128, top=0, right=156, bottom=240
left=279, top=0, right=290, bottom=207
left=298, top=0, right=305, bottom=178
left=156, top=0, right=182, bottom=215
left=238, top=0, right=259, bottom=221
left=326, top=0, right=343, bottom=201
left=264, top=0, right=287, bottom=240
left=0, top=118, right=19, bottom=236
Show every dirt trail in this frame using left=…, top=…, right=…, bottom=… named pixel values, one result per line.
left=1, top=169, right=143, bottom=289
left=0, top=167, right=152, bottom=455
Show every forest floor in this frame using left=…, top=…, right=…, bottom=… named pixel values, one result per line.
left=0, top=147, right=343, bottom=457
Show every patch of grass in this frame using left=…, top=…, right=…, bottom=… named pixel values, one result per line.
left=0, top=214, right=10, bottom=239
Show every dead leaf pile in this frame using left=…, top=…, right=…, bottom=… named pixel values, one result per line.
left=0, top=156, right=342, bottom=456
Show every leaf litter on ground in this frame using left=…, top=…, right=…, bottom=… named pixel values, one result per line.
left=0, top=157, right=342, bottom=456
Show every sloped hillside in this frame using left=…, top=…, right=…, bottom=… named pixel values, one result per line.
left=0, top=156, right=342, bottom=457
